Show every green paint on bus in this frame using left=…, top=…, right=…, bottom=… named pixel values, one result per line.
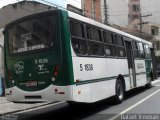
left=4, top=10, right=74, bottom=91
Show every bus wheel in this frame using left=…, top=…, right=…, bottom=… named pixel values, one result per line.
left=67, top=101, right=80, bottom=107
left=145, top=82, right=152, bottom=89
left=150, top=71, right=154, bottom=81
left=115, top=80, right=124, bottom=104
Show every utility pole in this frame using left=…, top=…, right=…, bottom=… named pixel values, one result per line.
left=81, top=0, right=86, bottom=16
left=104, top=0, right=109, bottom=25
left=139, top=13, right=152, bottom=37
left=91, top=0, right=96, bottom=20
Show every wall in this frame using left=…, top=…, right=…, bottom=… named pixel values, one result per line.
left=104, top=0, right=129, bottom=26
left=141, top=0, right=160, bottom=25
left=83, top=0, right=102, bottom=22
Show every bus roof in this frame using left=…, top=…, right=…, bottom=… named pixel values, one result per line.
left=68, top=11, right=152, bottom=47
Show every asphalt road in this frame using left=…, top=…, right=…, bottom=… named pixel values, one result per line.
left=14, top=80, right=160, bottom=120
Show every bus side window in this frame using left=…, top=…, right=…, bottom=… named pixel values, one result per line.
left=144, top=44, right=151, bottom=59
left=70, top=20, right=85, bottom=38
left=115, top=35, right=126, bottom=57
left=103, top=31, right=116, bottom=57
left=92, top=28, right=102, bottom=42
left=133, top=41, right=139, bottom=58
left=87, top=26, right=104, bottom=56
left=105, top=48, right=111, bottom=55
left=72, top=39, right=87, bottom=55
left=88, top=41, right=104, bottom=56
left=138, top=43, right=145, bottom=58
left=103, top=31, right=114, bottom=44
left=70, top=20, right=87, bottom=55
left=105, top=45, right=116, bottom=56
left=86, top=26, right=92, bottom=40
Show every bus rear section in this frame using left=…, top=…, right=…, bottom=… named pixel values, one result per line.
left=4, top=10, right=74, bottom=102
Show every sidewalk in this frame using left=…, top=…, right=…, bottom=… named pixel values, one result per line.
left=0, top=97, right=54, bottom=115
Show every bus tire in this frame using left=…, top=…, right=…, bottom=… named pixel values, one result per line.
left=115, top=80, right=124, bottom=104
left=67, top=101, right=86, bottom=108
left=67, top=101, right=79, bottom=107
left=145, top=71, right=153, bottom=89
left=150, top=71, right=154, bottom=81
left=145, top=82, right=152, bottom=89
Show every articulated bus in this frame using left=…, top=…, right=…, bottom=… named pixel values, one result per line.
left=4, top=9, right=153, bottom=103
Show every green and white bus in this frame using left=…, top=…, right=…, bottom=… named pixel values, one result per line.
left=4, top=9, right=153, bottom=103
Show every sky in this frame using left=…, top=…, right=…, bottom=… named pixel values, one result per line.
left=0, top=0, right=81, bottom=9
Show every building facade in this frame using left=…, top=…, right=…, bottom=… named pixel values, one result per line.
left=127, top=0, right=160, bottom=50
left=82, top=0, right=102, bottom=22
left=82, top=0, right=160, bottom=27
left=82, top=0, right=129, bottom=26
left=106, top=0, right=128, bottom=26
left=128, top=0, right=160, bottom=26
left=128, top=0, right=140, bottom=24
left=145, top=24, right=160, bottom=50
left=140, top=0, right=160, bottom=25
left=0, top=1, right=56, bottom=28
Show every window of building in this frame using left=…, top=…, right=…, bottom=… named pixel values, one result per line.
left=151, top=28, right=158, bottom=35
left=153, top=43, right=158, bottom=50
left=132, top=5, right=140, bottom=12
left=133, top=15, right=139, bottom=19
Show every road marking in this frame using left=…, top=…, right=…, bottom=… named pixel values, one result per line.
left=109, top=88, right=160, bottom=120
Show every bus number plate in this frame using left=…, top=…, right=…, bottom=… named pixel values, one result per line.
left=26, top=81, right=37, bottom=87
left=80, top=64, right=93, bottom=71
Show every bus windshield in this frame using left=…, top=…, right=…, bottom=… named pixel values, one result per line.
left=7, top=15, right=56, bottom=54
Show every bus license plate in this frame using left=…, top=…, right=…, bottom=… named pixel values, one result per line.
left=26, top=81, right=37, bottom=87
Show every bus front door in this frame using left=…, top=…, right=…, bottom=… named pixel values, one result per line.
left=125, top=40, right=136, bottom=88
